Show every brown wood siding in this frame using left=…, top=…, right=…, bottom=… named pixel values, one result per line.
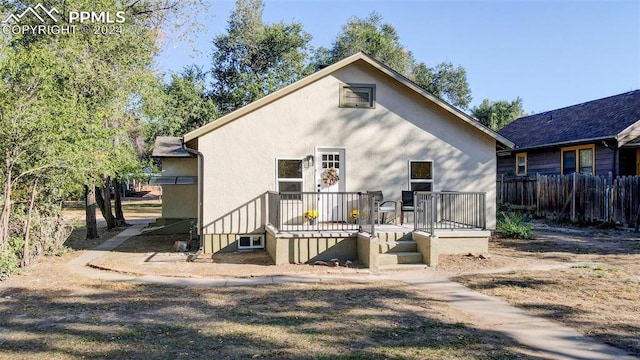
left=618, top=148, right=637, bottom=175
left=498, top=143, right=619, bottom=177
left=594, top=144, right=615, bottom=176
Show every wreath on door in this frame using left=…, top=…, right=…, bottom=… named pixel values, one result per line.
left=321, top=167, right=340, bottom=186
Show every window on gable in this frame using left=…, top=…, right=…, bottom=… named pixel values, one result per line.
left=516, top=153, right=527, bottom=176
left=277, top=159, right=303, bottom=192
left=409, top=161, right=433, bottom=191
left=340, top=84, right=375, bottom=108
left=561, top=144, right=594, bottom=175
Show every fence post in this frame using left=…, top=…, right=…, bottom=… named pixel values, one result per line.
left=571, top=172, right=577, bottom=222
left=357, top=192, right=362, bottom=233
left=536, top=173, right=540, bottom=216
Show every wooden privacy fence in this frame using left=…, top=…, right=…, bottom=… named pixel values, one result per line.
left=497, top=173, right=640, bottom=226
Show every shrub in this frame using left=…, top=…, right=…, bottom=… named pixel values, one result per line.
left=497, top=212, right=534, bottom=239
left=0, top=250, right=19, bottom=281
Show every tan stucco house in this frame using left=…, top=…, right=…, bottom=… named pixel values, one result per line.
left=156, top=52, right=513, bottom=269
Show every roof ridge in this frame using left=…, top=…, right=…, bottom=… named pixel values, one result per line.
left=516, top=89, right=640, bottom=120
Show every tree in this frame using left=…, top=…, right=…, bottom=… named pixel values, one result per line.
left=471, top=97, right=525, bottom=131
left=328, top=12, right=411, bottom=73
left=323, top=12, right=472, bottom=109
left=210, top=0, right=314, bottom=114
left=412, top=62, right=472, bottom=110
left=144, top=66, right=218, bottom=140
left=1, top=0, right=206, bottom=275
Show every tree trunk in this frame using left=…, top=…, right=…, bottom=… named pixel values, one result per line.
left=21, top=177, right=39, bottom=267
left=103, top=176, right=115, bottom=229
left=0, top=160, right=13, bottom=255
left=113, top=177, right=127, bottom=227
left=85, top=185, right=99, bottom=239
left=95, top=178, right=115, bottom=229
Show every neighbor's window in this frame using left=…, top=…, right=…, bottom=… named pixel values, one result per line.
left=237, top=234, right=264, bottom=250
left=561, top=145, right=594, bottom=175
left=516, top=153, right=527, bottom=176
left=409, top=161, right=433, bottom=191
left=276, top=159, right=303, bottom=192
left=340, top=84, right=375, bottom=108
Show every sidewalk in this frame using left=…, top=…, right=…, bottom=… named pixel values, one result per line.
left=68, top=225, right=637, bottom=360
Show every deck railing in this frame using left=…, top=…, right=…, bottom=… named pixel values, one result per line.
left=268, top=191, right=375, bottom=233
left=268, top=191, right=485, bottom=236
left=414, top=192, right=486, bottom=235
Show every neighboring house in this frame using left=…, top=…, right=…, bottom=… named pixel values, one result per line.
left=149, top=136, right=198, bottom=232
left=497, top=90, right=640, bottom=178
left=161, top=52, right=513, bottom=268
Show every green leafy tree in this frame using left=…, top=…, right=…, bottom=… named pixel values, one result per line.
left=324, top=12, right=472, bottom=109
left=1, top=0, right=206, bottom=272
left=211, top=0, right=314, bottom=114
left=412, top=62, right=472, bottom=110
left=145, top=66, right=218, bottom=140
left=471, top=97, right=525, bottom=131
left=329, top=12, right=412, bottom=72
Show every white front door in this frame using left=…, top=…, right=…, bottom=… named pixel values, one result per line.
left=316, top=148, right=345, bottom=222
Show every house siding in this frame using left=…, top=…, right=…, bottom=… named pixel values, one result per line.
left=160, top=158, right=198, bottom=219
left=619, top=148, right=637, bottom=175
left=197, top=61, right=498, bottom=243
left=498, top=143, right=621, bottom=178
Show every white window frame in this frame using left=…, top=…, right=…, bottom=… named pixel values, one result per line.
left=408, top=160, right=434, bottom=191
left=276, top=158, right=304, bottom=192
left=237, top=234, right=265, bottom=250
left=339, top=83, right=376, bottom=108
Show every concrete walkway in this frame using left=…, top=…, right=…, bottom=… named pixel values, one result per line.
left=67, top=225, right=637, bottom=360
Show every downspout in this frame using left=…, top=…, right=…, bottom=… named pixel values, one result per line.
left=182, top=140, right=204, bottom=259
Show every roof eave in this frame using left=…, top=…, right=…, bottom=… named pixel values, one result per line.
left=184, top=52, right=514, bottom=148
left=497, top=135, right=616, bottom=154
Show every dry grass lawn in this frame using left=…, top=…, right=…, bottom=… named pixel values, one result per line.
left=445, top=228, right=640, bottom=356
left=0, top=255, right=540, bottom=359
left=2, top=200, right=638, bottom=358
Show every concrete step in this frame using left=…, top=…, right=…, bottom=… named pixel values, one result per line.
left=378, top=252, right=423, bottom=266
left=378, top=263, right=429, bottom=272
left=376, top=231, right=413, bottom=242
left=379, top=240, right=417, bottom=254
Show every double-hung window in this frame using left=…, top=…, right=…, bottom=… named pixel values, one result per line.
left=561, top=145, right=594, bottom=175
left=409, top=161, right=433, bottom=191
left=516, top=153, right=527, bottom=176
left=276, top=159, right=303, bottom=192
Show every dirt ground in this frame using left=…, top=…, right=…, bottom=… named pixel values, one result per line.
left=89, top=233, right=371, bottom=278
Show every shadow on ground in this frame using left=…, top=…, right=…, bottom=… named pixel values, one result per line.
left=0, top=281, right=548, bottom=359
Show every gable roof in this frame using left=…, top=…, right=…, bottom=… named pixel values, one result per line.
left=499, top=90, right=640, bottom=150
left=184, top=52, right=513, bottom=148
left=152, top=136, right=192, bottom=158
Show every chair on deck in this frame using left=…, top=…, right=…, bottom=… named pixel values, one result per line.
left=400, top=191, right=414, bottom=225
left=367, top=191, right=398, bottom=224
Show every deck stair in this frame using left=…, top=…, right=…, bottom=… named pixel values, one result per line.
left=376, top=231, right=427, bottom=271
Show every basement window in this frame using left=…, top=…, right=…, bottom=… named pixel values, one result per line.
left=340, top=84, right=375, bottom=108
left=237, top=235, right=264, bottom=250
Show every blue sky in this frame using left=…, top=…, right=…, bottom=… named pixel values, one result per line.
left=155, top=0, right=640, bottom=114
